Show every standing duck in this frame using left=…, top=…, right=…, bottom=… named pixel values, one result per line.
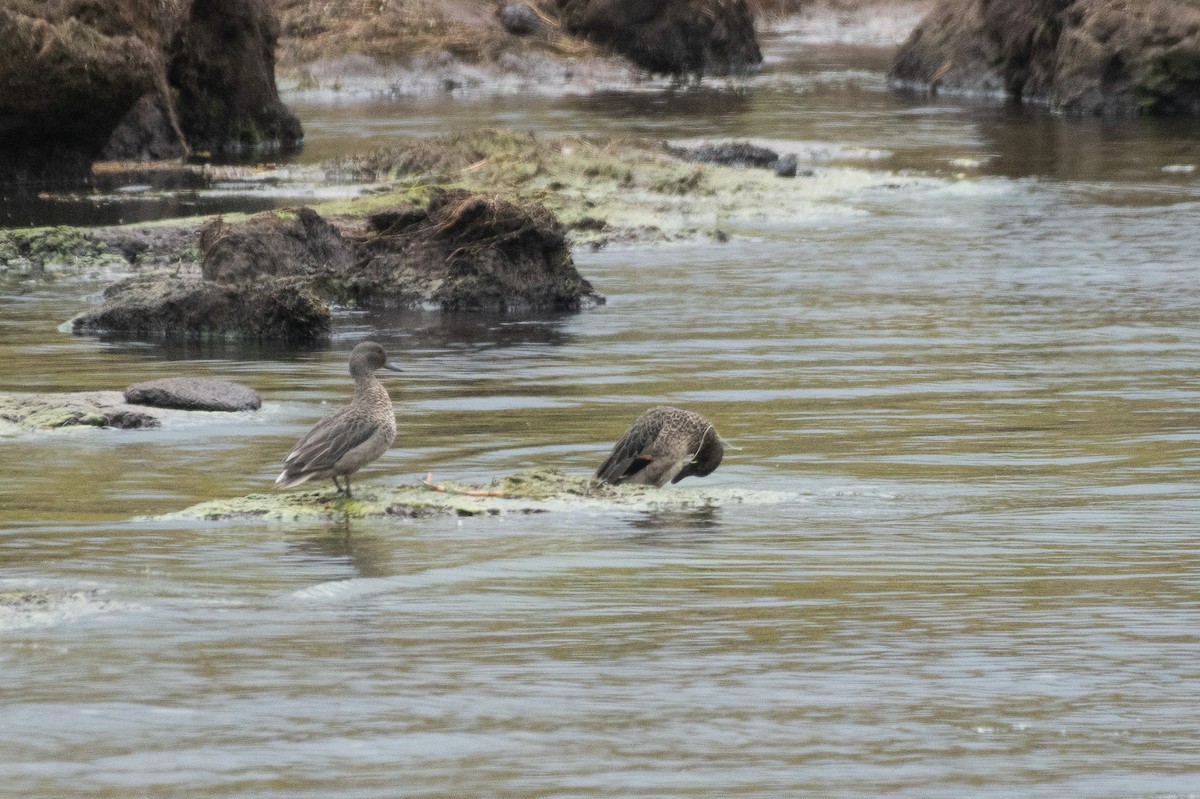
left=275, top=341, right=402, bottom=497
left=595, top=406, right=724, bottom=487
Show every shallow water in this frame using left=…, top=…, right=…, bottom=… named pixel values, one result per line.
left=3, top=29, right=1200, bottom=798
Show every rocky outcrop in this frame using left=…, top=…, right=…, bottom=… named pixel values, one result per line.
left=0, top=0, right=301, bottom=182
left=347, top=190, right=604, bottom=312
left=0, top=392, right=160, bottom=432
left=155, top=468, right=793, bottom=522
left=890, top=0, right=1200, bottom=116
left=154, top=0, right=302, bottom=157
left=70, top=274, right=331, bottom=340
left=124, top=378, right=262, bottom=411
left=199, top=207, right=354, bottom=284
left=70, top=196, right=603, bottom=340
left=550, top=0, right=763, bottom=76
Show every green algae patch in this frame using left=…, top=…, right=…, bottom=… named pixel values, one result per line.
left=0, top=392, right=160, bottom=433
left=0, top=226, right=125, bottom=275
left=157, top=468, right=796, bottom=522
left=313, top=130, right=916, bottom=246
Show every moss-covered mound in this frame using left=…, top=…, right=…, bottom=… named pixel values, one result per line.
left=157, top=469, right=794, bottom=521
left=0, top=391, right=161, bottom=433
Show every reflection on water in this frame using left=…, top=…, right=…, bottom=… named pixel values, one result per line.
left=2, top=33, right=1200, bottom=799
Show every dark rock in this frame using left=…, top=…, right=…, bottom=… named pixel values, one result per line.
left=667, top=141, right=779, bottom=168
left=347, top=190, right=605, bottom=312
left=70, top=198, right=602, bottom=342
left=365, top=204, right=430, bottom=235
left=499, top=2, right=545, bottom=36
left=550, top=0, right=763, bottom=77
left=164, top=0, right=303, bottom=157
left=124, top=377, right=262, bottom=412
left=199, top=207, right=355, bottom=284
left=102, top=93, right=188, bottom=162
left=0, top=0, right=302, bottom=181
left=571, top=216, right=609, bottom=232
left=774, top=153, right=798, bottom=178
left=105, top=409, right=163, bottom=429
left=70, top=274, right=331, bottom=341
left=890, top=0, right=1200, bottom=116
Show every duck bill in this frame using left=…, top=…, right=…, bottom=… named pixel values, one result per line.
left=383, top=362, right=403, bottom=372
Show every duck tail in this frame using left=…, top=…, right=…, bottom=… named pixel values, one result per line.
left=274, top=469, right=313, bottom=490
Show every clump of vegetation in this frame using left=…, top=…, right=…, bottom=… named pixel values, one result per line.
left=273, top=0, right=600, bottom=73
left=0, top=226, right=124, bottom=275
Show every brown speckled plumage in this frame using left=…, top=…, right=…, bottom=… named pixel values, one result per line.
left=275, top=341, right=401, bottom=497
left=595, top=406, right=724, bottom=487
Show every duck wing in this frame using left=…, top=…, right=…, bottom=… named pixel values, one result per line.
left=595, top=417, right=666, bottom=484
left=281, top=410, right=383, bottom=478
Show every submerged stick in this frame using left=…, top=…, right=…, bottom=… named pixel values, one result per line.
left=421, top=473, right=508, bottom=497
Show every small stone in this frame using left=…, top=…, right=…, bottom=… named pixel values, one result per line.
left=499, top=3, right=543, bottom=36
left=774, top=153, right=798, bottom=178
left=124, top=377, right=262, bottom=412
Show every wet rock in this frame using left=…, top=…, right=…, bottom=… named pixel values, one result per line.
left=70, top=192, right=601, bottom=341
left=102, top=94, right=188, bottom=162
left=499, top=2, right=546, bottom=36
left=890, top=0, right=1200, bottom=116
left=70, top=274, right=331, bottom=341
left=162, top=0, right=302, bottom=157
left=550, top=0, right=763, bottom=77
left=199, top=207, right=356, bottom=284
left=667, top=141, right=780, bottom=169
left=774, top=153, right=798, bottom=178
left=155, top=468, right=797, bottom=522
left=124, top=378, right=262, bottom=412
left=348, top=190, right=605, bottom=312
left=0, top=392, right=160, bottom=432
left=0, top=0, right=301, bottom=181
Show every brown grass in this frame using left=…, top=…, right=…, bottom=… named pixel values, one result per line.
left=271, top=0, right=601, bottom=69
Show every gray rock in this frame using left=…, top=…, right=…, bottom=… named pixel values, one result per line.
left=124, top=378, right=262, bottom=412
left=69, top=273, right=331, bottom=342
left=667, top=141, right=779, bottom=169
left=774, top=153, right=798, bottom=178
left=499, top=3, right=544, bottom=36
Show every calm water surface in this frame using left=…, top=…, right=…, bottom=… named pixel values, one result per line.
left=2, top=31, right=1199, bottom=798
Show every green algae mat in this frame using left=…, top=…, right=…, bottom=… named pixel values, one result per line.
left=157, top=469, right=796, bottom=522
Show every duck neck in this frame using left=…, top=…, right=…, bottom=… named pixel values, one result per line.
left=352, top=370, right=384, bottom=398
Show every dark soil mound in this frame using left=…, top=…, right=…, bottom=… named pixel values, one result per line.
left=199, top=207, right=355, bottom=284
left=551, top=0, right=763, bottom=76
left=348, top=189, right=604, bottom=311
left=0, top=0, right=301, bottom=181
